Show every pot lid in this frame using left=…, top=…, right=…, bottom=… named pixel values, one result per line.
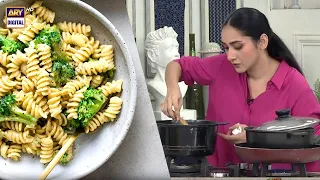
left=253, top=109, right=320, bottom=131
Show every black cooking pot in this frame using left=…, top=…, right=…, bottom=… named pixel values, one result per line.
left=245, top=109, right=320, bottom=149
left=156, top=120, right=228, bottom=157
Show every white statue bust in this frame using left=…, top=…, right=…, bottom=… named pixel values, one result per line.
left=145, top=26, right=196, bottom=120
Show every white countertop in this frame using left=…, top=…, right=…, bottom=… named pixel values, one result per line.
left=171, top=178, right=320, bottom=180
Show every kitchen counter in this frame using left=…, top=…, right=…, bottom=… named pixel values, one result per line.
left=79, top=0, right=170, bottom=180
left=171, top=178, right=320, bottom=180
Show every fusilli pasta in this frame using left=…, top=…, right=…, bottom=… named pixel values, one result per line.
left=37, top=43, right=52, bottom=72
left=39, top=136, right=54, bottom=164
left=0, top=0, right=124, bottom=166
left=1, top=121, right=24, bottom=132
left=48, top=88, right=62, bottom=118
left=6, top=50, right=28, bottom=80
left=57, top=21, right=91, bottom=36
left=0, top=75, right=17, bottom=97
left=102, top=96, right=123, bottom=122
left=25, top=42, right=40, bottom=82
left=90, top=75, right=104, bottom=88
left=75, top=59, right=114, bottom=76
left=7, top=144, right=22, bottom=161
left=62, top=32, right=88, bottom=47
left=36, top=68, right=50, bottom=96
left=4, top=130, right=34, bottom=144
left=31, top=0, right=55, bottom=23
left=17, top=18, right=46, bottom=44
left=67, top=87, right=87, bottom=120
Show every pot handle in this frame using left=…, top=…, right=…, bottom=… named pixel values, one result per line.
left=214, top=122, right=230, bottom=125
left=287, top=131, right=308, bottom=136
left=314, top=136, right=320, bottom=146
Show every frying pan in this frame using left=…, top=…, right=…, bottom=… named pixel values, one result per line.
left=245, top=109, right=320, bottom=149
left=245, top=127, right=319, bottom=149
left=234, top=143, right=320, bottom=163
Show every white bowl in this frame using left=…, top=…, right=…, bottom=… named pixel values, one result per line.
left=0, top=0, right=137, bottom=180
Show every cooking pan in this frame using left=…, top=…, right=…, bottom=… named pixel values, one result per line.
left=245, top=109, right=320, bottom=149
left=234, top=143, right=320, bottom=163
left=156, top=120, right=228, bottom=157
left=245, top=127, right=319, bottom=149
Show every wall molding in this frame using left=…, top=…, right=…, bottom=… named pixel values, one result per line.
left=200, top=0, right=209, bottom=47
left=293, top=33, right=320, bottom=69
left=145, top=0, right=156, bottom=78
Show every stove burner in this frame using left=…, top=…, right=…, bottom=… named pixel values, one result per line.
left=170, top=162, right=200, bottom=173
left=208, top=169, right=230, bottom=178
left=251, top=163, right=307, bottom=177
left=165, top=156, right=239, bottom=177
left=170, top=172, right=201, bottom=177
left=165, top=156, right=308, bottom=177
left=166, top=156, right=202, bottom=177
left=210, top=172, right=230, bottom=178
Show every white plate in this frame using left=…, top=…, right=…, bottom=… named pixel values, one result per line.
left=0, top=0, right=137, bottom=179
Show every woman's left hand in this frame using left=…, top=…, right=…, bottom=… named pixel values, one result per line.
left=218, top=123, right=248, bottom=144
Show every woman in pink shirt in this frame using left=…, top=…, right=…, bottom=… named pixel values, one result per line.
left=161, top=8, right=320, bottom=172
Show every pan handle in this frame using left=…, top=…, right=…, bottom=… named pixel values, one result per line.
left=287, top=131, right=309, bottom=136
left=314, top=136, right=320, bottom=146
left=214, top=122, right=230, bottom=126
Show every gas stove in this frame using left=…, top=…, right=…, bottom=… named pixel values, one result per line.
left=166, top=156, right=239, bottom=177
left=250, top=163, right=307, bottom=177
left=166, top=156, right=312, bottom=177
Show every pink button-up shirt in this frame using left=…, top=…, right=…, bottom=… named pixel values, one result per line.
left=174, top=54, right=320, bottom=172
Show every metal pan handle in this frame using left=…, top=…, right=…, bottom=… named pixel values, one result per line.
left=214, top=122, right=230, bottom=126
left=287, top=131, right=308, bottom=136
left=314, top=136, right=320, bottom=146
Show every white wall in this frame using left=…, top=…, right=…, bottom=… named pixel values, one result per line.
left=243, top=0, right=269, bottom=15
left=126, top=0, right=242, bottom=76
left=244, top=0, right=320, bottom=89
left=281, top=0, right=320, bottom=9
left=126, top=0, right=242, bottom=114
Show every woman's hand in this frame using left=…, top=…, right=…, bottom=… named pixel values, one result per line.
left=160, top=85, right=183, bottom=121
left=219, top=123, right=248, bottom=144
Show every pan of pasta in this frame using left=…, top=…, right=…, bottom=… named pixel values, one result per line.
left=0, top=0, right=137, bottom=179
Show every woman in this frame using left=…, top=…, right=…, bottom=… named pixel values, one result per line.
left=161, top=7, right=320, bottom=172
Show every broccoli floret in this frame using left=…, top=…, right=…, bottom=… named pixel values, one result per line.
left=52, top=59, right=76, bottom=86
left=0, top=35, right=25, bottom=54
left=88, top=57, right=98, bottom=62
left=64, top=118, right=80, bottom=131
left=62, top=111, right=80, bottom=132
left=107, top=68, right=115, bottom=79
left=34, top=25, right=61, bottom=48
left=77, top=87, right=107, bottom=127
left=60, top=153, right=69, bottom=165
left=101, top=68, right=115, bottom=81
left=47, top=31, right=75, bottom=86
left=69, top=119, right=80, bottom=129
left=59, top=148, right=73, bottom=165
left=51, top=47, right=69, bottom=62
left=0, top=94, right=37, bottom=126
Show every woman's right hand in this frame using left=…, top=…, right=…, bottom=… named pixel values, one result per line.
left=161, top=84, right=183, bottom=121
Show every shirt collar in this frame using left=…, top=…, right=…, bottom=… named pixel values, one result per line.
left=270, top=60, right=290, bottom=90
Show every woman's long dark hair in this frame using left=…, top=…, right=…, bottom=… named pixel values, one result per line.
left=223, top=7, right=303, bottom=75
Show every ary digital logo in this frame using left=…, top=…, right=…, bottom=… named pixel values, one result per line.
left=5, top=6, right=29, bottom=29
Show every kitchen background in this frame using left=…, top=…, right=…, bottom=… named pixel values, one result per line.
left=125, top=0, right=320, bottom=115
